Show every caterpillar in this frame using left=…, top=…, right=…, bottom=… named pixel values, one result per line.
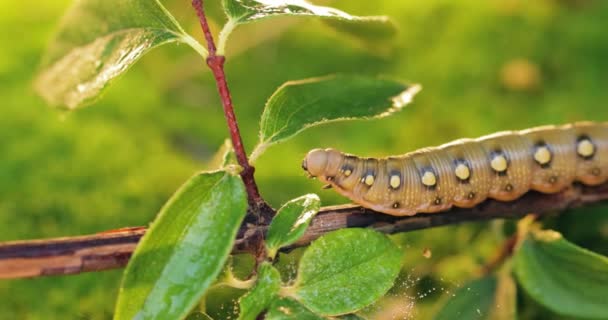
left=302, top=122, right=608, bottom=216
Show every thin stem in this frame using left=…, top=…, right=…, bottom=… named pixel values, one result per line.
left=191, top=0, right=264, bottom=208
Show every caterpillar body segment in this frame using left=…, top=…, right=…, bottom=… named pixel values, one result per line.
left=302, top=122, right=608, bottom=216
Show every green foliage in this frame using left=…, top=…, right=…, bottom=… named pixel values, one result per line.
left=434, top=274, right=516, bottom=320
left=251, top=75, right=420, bottom=161
left=266, top=194, right=321, bottom=259
left=238, top=262, right=282, bottom=320
left=221, top=0, right=395, bottom=43
left=114, top=170, right=247, bottom=320
left=513, top=228, right=608, bottom=319
left=34, top=0, right=205, bottom=110
left=287, top=229, right=403, bottom=316
left=4, top=0, right=608, bottom=319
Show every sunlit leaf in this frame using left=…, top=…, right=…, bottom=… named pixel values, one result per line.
left=266, top=298, right=324, bottom=320
left=35, top=0, right=206, bottom=110
left=114, top=169, right=247, bottom=320
left=434, top=274, right=516, bottom=320
left=250, top=75, right=420, bottom=161
left=287, top=229, right=402, bottom=316
left=221, top=0, right=396, bottom=44
left=513, top=229, right=608, bottom=319
left=266, top=194, right=321, bottom=259
left=238, top=262, right=281, bottom=320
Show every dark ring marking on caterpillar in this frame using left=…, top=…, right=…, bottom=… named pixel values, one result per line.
left=577, top=135, right=596, bottom=160
left=453, top=159, right=471, bottom=183
left=467, top=192, right=476, bottom=199
left=392, top=202, right=400, bottom=208
left=489, top=150, right=509, bottom=176
left=505, top=183, right=514, bottom=192
left=533, top=141, right=553, bottom=168
left=433, top=197, right=442, bottom=205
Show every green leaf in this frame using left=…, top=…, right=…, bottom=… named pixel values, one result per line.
left=266, top=298, right=324, bottom=320
left=114, top=169, right=247, bottom=320
left=434, top=274, right=516, bottom=320
left=266, top=194, right=321, bottom=259
left=220, top=0, right=396, bottom=49
left=250, top=75, right=420, bottom=161
left=238, top=262, right=282, bottom=320
left=513, top=229, right=608, bottom=319
left=287, top=229, right=402, bottom=316
left=34, top=0, right=206, bottom=110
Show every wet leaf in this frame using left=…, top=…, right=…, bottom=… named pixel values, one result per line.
left=266, top=298, right=324, bottom=320
left=221, top=0, right=396, bottom=44
left=35, top=0, right=206, bottom=110
left=513, top=229, right=608, bottom=319
left=251, top=75, right=420, bottom=161
left=434, top=274, right=516, bottom=320
left=288, top=229, right=402, bottom=316
left=238, top=262, right=282, bottom=320
left=266, top=194, right=321, bottom=259
left=114, top=169, right=247, bottom=320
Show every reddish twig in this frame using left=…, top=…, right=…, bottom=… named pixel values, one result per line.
left=191, top=0, right=265, bottom=212
left=2, top=183, right=607, bottom=279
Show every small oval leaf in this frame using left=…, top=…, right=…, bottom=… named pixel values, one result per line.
left=250, top=75, right=420, bottom=161
left=114, top=170, right=247, bottom=320
left=35, top=0, right=206, bottom=110
left=513, top=229, right=608, bottom=319
left=222, top=0, right=395, bottom=34
left=289, top=229, right=402, bottom=316
left=266, top=298, right=324, bottom=320
left=238, top=262, right=282, bottom=320
left=266, top=194, right=321, bottom=258
left=434, top=274, right=516, bottom=320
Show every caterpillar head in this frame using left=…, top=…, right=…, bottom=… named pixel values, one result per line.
left=302, top=148, right=342, bottom=178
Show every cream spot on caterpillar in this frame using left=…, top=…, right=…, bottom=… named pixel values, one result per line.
left=505, top=183, right=514, bottom=192
left=433, top=197, right=442, bottom=205
left=490, top=153, right=508, bottom=173
left=454, top=163, right=470, bottom=181
left=421, top=170, right=437, bottom=187
left=577, top=137, right=595, bottom=159
left=340, top=165, right=353, bottom=177
left=467, top=192, right=475, bottom=199
left=534, top=145, right=552, bottom=166
left=549, top=175, right=558, bottom=184
left=389, top=174, right=401, bottom=189
left=363, top=174, right=375, bottom=186
left=392, top=202, right=400, bottom=208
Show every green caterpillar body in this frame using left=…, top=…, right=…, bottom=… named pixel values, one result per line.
left=302, top=122, right=608, bottom=216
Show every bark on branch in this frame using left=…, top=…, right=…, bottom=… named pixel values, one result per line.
left=1, top=183, right=607, bottom=279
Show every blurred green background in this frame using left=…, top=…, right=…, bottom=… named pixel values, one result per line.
left=1, top=0, right=607, bottom=319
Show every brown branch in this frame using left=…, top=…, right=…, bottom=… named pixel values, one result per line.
left=191, top=0, right=265, bottom=210
left=1, top=183, right=607, bottom=279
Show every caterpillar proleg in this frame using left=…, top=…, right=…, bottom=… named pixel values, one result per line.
left=302, top=122, right=608, bottom=216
